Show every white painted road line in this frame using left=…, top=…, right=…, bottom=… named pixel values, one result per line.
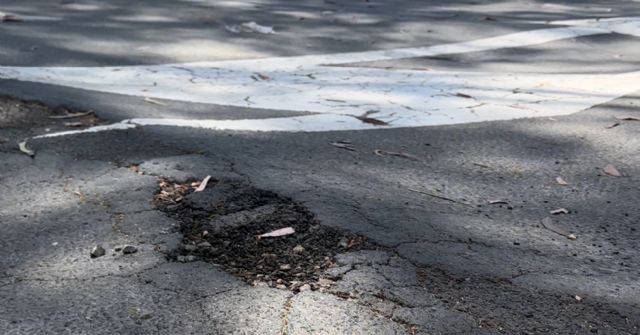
left=3, top=16, right=640, bottom=136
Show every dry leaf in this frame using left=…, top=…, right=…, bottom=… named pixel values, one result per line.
left=374, top=149, right=419, bottom=161
left=144, top=97, right=167, bottom=106
left=329, top=141, right=355, bottom=151
left=225, top=21, right=276, bottom=34
left=541, top=217, right=576, bottom=240
left=194, top=175, right=211, bottom=192
left=455, top=92, right=473, bottom=99
left=603, top=164, right=622, bottom=177
left=18, top=141, right=35, bottom=157
left=49, top=111, right=92, bottom=119
left=555, top=177, right=569, bottom=186
left=550, top=208, right=569, bottom=215
left=258, top=227, right=295, bottom=239
left=356, top=111, right=389, bottom=126
left=1, top=13, right=22, bottom=22
left=357, top=116, right=388, bottom=126
left=616, top=116, right=640, bottom=121
left=408, top=188, right=472, bottom=206
left=64, top=122, right=84, bottom=127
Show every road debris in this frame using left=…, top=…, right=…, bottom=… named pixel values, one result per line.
left=550, top=208, right=570, bottom=215
left=122, top=245, right=138, bottom=254
left=1, top=12, right=22, bottom=22
left=603, top=164, right=622, bottom=177
left=279, top=264, right=292, bottom=271
left=454, top=92, right=473, bottom=99
left=144, top=96, right=167, bottom=106
left=555, top=177, right=569, bottom=186
left=355, top=110, right=389, bottom=126
left=488, top=199, right=509, bottom=205
left=18, top=141, right=35, bottom=157
left=258, top=227, right=295, bottom=239
left=409, top=187, right=472, bottom=206
left=616, top=116, right=640, bottom=121
left=225, top=21, right=276, bottom=34
left=293, top=245, right=305, bottom=254
left=605, top=122, right=620, bottom=129
left=48, top=111, right=92, bottom=119
left=329, top=140, right=355, bottom=151
left=541, top=217, right=576, bottom=240
left=373, top=149, right=419, bottom=161
left=194, top=175, right=212, bottom=192
left=90, top=245, right=106, bottom=258
left=63, top=121, right=84, bottom=127
left=574, top=295, right=583, bottom=302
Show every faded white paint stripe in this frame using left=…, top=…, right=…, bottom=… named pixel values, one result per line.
left=3, top=16, right=640, bottom=138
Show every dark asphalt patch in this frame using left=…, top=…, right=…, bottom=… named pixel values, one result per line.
left=154, top=178, right=372, bottom=291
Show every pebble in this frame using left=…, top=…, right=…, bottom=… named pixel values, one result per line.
left=280, top=264, right=292, bottom=271
left=90, top=245, right=106, bottom=258
left=122, top=245, right=138, bottom=254
left=293, top=245, right=305, bottom=253
left=197, top=241, right=212, bottom=248
left=183, top=244, right=197, bottom=251
left=299, top=284, right=311, bottom=292
left=177, top=255, right=197, bottom=262
left=338, top=237, right=349, bottom=248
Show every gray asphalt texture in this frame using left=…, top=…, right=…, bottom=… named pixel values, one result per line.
left=1, top=1, right=640, bottom=334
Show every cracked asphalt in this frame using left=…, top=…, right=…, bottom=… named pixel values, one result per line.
left=2, top=1, right=640, bottom=334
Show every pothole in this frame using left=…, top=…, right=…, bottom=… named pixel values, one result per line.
left=0, top=95, right=105, bottom=150
left=154, top=177, right=372, bottom=291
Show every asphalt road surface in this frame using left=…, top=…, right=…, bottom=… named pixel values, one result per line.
left=1, top=1, right=640, bottom=334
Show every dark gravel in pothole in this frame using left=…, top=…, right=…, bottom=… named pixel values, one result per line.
left=154, top=177, right=371, bottom=291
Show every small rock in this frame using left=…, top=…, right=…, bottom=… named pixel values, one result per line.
left=90, top=245, right=106, bottom=258
left=293, top=245, right=305, bottom=254
left=114, top=246, right=123, bottom=252
left=122, top=245, right=138, bottom=254
left=280, top=264, right=292, bottom=271
left=338, top=237, right=349, bottom=248
left=276, top=284, right=287, bottom=289
left=185, top=255, right=197, bottom=262
left=299, top=283, right=311, bottom=292
left=197, top=241, right=212, bottom=248
left=183, top=244, right=197, bottom=252
left=317, top=278, right=335, bottom=288
left=139, top=312, right=153, bottom=320
left=176, top=255, right=186, bottom=262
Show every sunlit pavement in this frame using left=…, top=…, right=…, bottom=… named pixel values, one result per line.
left=1, top=1, right=640, bottom=334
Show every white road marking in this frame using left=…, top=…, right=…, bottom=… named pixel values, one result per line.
left=3, top=16, right=640, bottom=137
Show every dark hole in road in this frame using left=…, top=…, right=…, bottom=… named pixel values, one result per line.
left=154, top=177, right=371, bottom=291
